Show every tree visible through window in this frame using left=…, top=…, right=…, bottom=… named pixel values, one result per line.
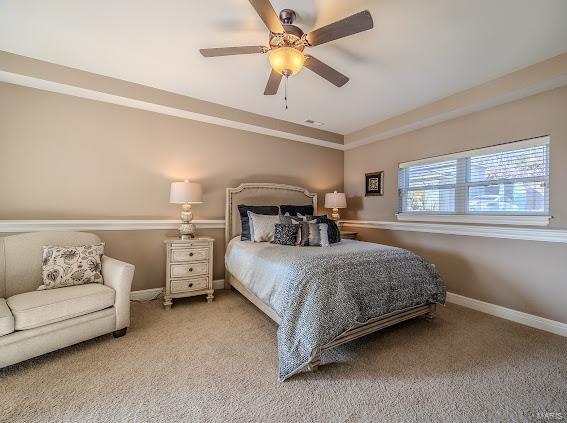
left=398, top=137, right=549, bottom=216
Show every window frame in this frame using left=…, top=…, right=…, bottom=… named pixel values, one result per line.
left=396, top=136, right=551, bottom=226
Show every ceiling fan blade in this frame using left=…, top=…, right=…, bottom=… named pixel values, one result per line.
left=200, top=46, right=265, bottom=57
left=248, top=0, right=285, bottom=33
left=306, top=10, right=373, bottom=47
left=264, top=69, right=282, bottom=95
left=304, top=55, right=349, bottom=87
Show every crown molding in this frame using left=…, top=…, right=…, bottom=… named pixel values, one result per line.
left=344, top=76, right=567, bottom=150
left=0, top=71, right=345, bottom=151
left=344, top=53, right=567, bottom=150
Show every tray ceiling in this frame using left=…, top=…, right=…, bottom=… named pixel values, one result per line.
left=0, top=0, right=566, bottom=134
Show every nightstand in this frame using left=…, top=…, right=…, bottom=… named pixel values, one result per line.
left=340, top=231, right=358, bottom=240
left=164, top=237, right=214, bottom=309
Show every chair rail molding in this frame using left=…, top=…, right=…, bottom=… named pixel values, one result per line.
left=0, top=219, right=226, bottom=232
left=340, top=220, right=567, bottom=243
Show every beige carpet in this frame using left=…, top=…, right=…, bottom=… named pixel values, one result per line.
left=1, top=291, right=565, bottom=422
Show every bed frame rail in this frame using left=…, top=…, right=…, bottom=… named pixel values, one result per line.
left=308, top=303, right=436, bottom=371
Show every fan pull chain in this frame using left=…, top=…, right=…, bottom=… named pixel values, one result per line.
left=284, top=75, right=288, bottom=110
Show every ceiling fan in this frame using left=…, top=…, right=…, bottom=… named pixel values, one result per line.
left=199, top=0, right=373, bottom=105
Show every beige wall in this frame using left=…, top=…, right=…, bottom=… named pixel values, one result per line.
left=2, top=74, right=565, bottom=324
left=354, top=228, right=567, bottom=323
left=0, top=82, right=343, bottom=290
left=344, top=86, right=567, bottom=323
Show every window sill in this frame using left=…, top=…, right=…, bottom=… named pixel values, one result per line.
left=395, top=214, right=551, bottom=226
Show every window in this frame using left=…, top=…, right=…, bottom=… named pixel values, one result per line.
left=398, top=136, right=550, bottom=225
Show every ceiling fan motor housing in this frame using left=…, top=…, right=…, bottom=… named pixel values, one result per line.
left=269, top=9, right=305, bottom=53
left=279, top=9, right=296, bottom=25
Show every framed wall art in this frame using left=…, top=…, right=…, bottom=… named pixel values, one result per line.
left=365, top=171, right=384, bottom=196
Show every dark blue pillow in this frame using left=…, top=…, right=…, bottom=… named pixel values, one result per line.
left=315, top=217, right=341, bottom=244
left=238, top=205, right=279, bottom=241
left=280, top=204, right=314, bottom=217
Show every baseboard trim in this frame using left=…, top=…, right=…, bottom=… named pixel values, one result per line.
left=130, top=288, right=163, bottom=301
left=446, top=292, right=567, bottom=337
left=212, top=279, right=225, bottom=290
left=130, top=279, right=225, bottom=301
left=0, top=71, right=344, bottom=151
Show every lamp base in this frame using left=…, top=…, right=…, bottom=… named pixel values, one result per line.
left=330, top=208, right=344, bottom=230
left=178, top=224, right=195, bottom=240
left=179, top=204, right=196, bottom=239
left=330, top=208, right=341, bottom=221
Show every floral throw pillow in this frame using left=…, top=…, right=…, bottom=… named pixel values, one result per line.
left=40, top=243, right=105, bottom=290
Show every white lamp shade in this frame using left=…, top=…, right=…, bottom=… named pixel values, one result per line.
left=169, top=180, right=203, bottom=204
left=325, top=191, right=347, bottom=209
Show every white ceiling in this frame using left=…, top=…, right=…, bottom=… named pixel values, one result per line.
left=0, top=0, right=566, bottom=134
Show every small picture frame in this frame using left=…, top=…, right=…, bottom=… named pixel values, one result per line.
left=365, top=171, right=384, bottom=196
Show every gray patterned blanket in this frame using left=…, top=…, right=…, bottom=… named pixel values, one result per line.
left=225, top=239, right=446, bottom=381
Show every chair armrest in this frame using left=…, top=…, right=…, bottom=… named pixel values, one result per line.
left=102, top=255, right=135, bottom=330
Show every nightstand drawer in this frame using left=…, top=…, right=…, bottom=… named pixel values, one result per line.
left=171, top=247, right=209, bottom=263
left=164, top=237, right=214, bottom=309
left=170, top=262, right=208, bottom=278
left=171, top=277, right=209, bottom=293
left=171, top=241, right=208, bottom=249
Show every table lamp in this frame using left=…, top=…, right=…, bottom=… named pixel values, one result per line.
left=325, top=191, right=347, bottom=222
left=170, top=180, right=203, bottom=239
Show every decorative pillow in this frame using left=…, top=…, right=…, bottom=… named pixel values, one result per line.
left=272, top=224, right=300, bottom=246
left=279, top=214, right=302, bottom=225
left=238, top=205, right=279, bottom=241
left=308, top=223, right=330, bottom=247
left=40, top=243, right=105, bottom=290
left=279, top=214, right=302, bottom=244
left=298, top=222, right=310, bottom=246
left=280, top=204, right=314, bottom=217
left=248, top=211, right=280, bottom=242
left=315, top=217, right=341, bottom=244
left=298, top=213, right=326, bottom=221
left=298, top=222, right=330, bottom=247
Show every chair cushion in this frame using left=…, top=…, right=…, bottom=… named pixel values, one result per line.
left=7, top=284, right=115, bottom=330
left=0, top=298, right=15, bottom=336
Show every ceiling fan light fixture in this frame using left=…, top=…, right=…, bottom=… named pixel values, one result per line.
left=269, top=47, right=305, bottom=76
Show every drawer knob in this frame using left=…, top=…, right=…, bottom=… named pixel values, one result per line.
left=189, top=252, right=194, bottom=257
left=188, top=267, right=193, bottom=272
left=188, top=283, right=193, bottom=288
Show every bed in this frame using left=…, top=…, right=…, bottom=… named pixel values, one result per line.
left=225, top=183, right=446, bottom=381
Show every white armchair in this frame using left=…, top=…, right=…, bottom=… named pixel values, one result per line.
left=102, top=255, right=135, bottom=336
left=0, top=231, right=135, bottom=368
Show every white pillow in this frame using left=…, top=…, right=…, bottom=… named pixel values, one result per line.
left=247, top=211, right=280, bottom=242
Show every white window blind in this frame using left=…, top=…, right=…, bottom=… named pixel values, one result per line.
left=398, top=136, right=550, bottom=217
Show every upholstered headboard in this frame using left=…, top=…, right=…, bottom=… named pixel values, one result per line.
left=225, top=183, right=317, bottom=245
